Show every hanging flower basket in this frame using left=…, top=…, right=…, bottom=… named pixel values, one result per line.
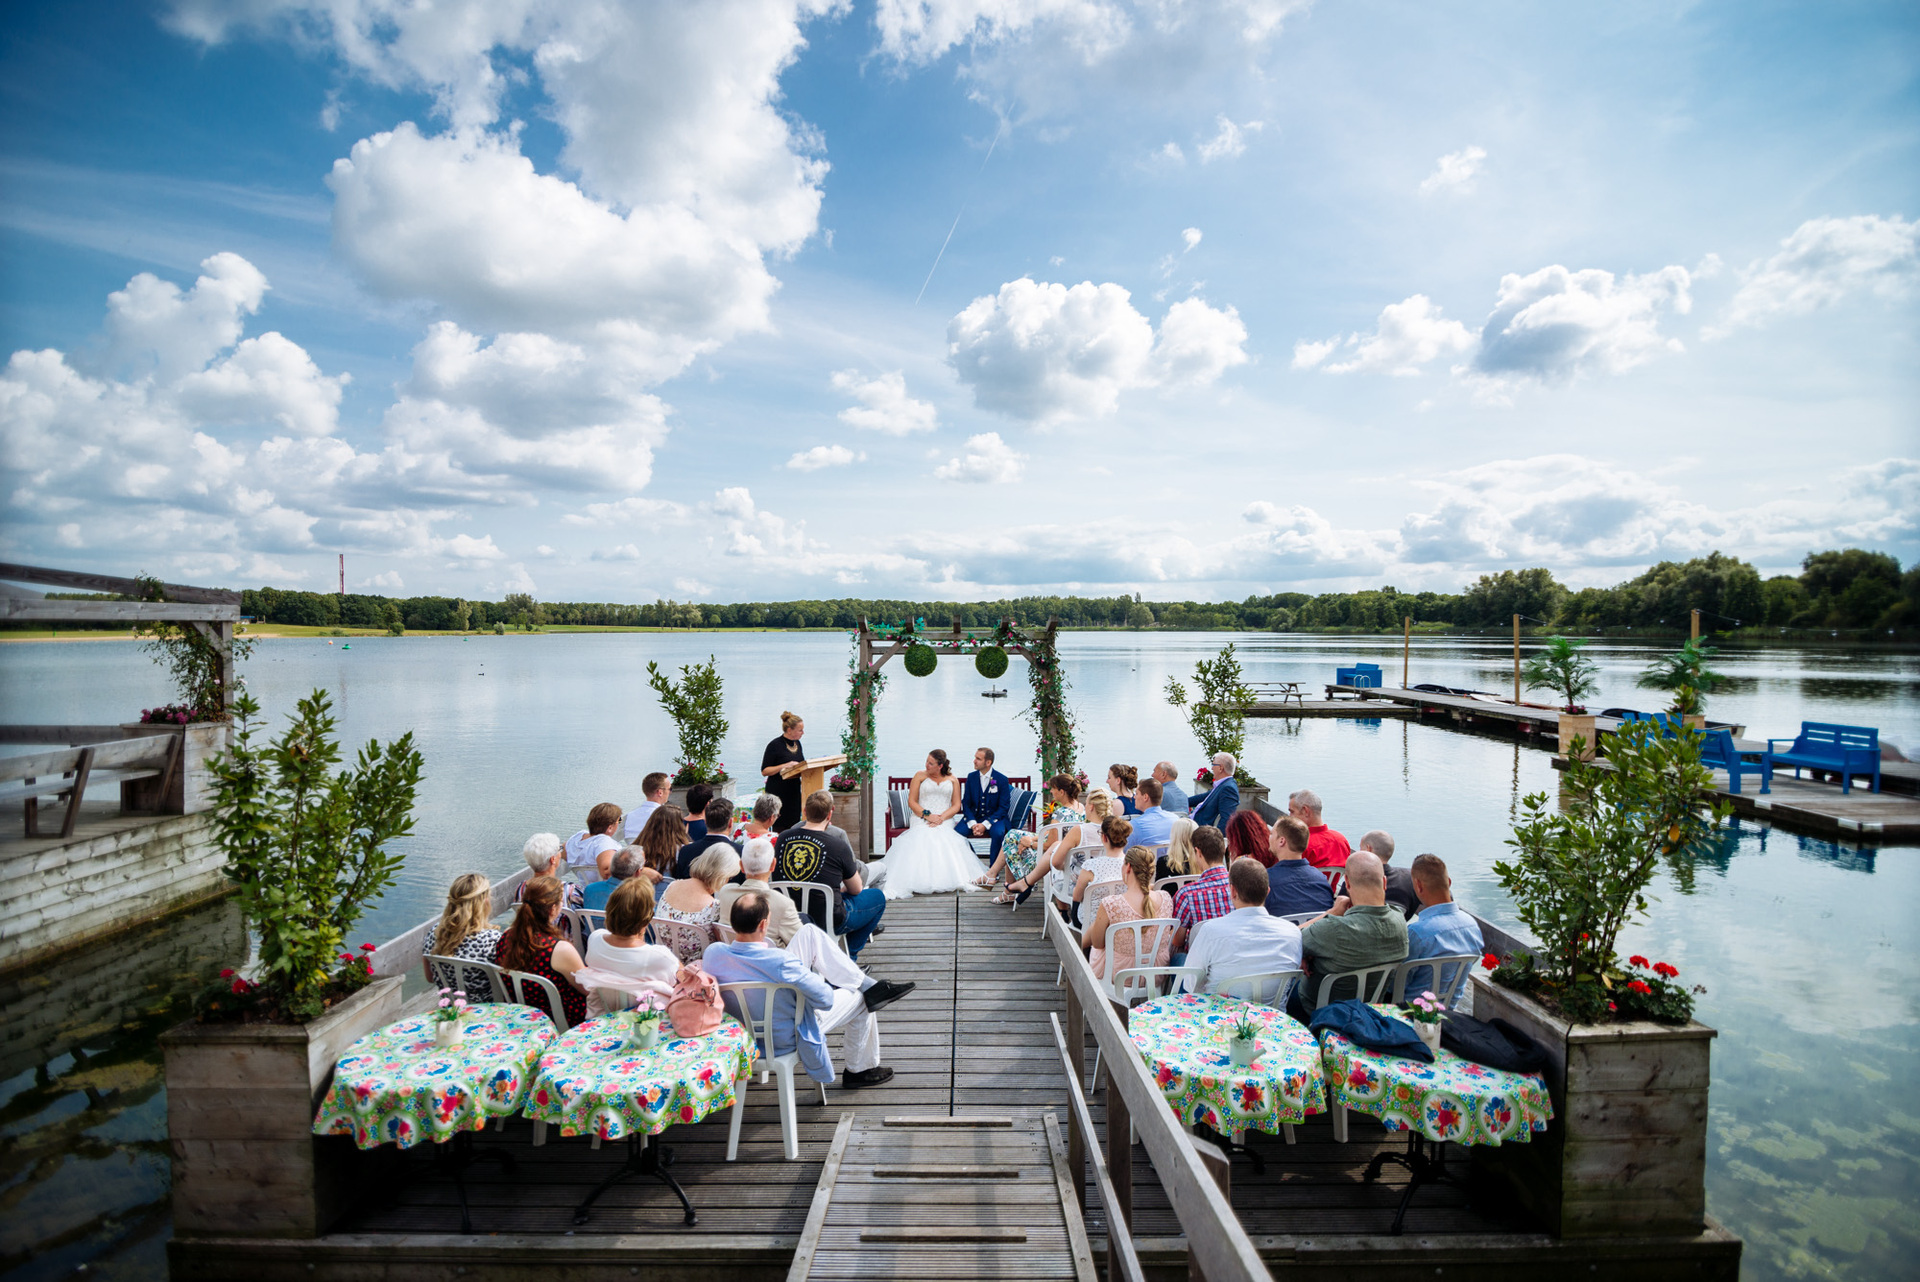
left=974, top=646, right=1009, bottom=679
left=905, top=643, right=938, bottom=677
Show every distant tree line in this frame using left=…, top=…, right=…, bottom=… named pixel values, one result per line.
left=220, top=547, right=1920, bottom=637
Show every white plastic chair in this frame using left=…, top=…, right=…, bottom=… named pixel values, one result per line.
left=652, top=916, right=718, bottom=966
left=1041, top=844, right=1103, bottom=938
left=716, top=981, right=829, bottom=1161
left=1281, top=911, right=1324, bottom=926
left=559, top=907, right=605, bottom=954
left=426, top=956, right=573, bottom=1033
left=1312, top=963, right=1399, bottom=1011
left=1390, top=953, right=1480, bottom=1008
left=1090, top=935, right=1197, bottom=1091
left=1055, top=880, right=1127, bottom=984
left=423, top=952, right=508, bottom=1001
left=1213, top=969, right=1306, bottom=1009
left=770, top=880, right=847, bottom=952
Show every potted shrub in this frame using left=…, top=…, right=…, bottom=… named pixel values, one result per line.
left=160, top=689, right=422, bottom=1240
left=827, top=770, right=867, bottom=856
left=1474, top=720, right=1726, bottom=1238
left=123, top=608, right=257, bottom=813
left=1521, top=635, right=1602, bottom=760
left=1636, top=638, right=1727, bottom=731
left=646, top=656, right=735, bottom=807
left=1166, top=643, right=1266, bottom=807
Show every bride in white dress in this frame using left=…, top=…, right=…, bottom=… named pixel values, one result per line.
left=883, top=751, right=988, bottom=900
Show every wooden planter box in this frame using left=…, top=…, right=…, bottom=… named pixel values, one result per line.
left=1558, top=713, right=1597, bottom=760
left=161, top=976, right=406, bottom=1238
left=667, top=777, right=736, bottom=814
left=119, top=721, right=229, bottom=814
left=1237, top=782, right=1270, bottom=813
left=830, top=789, right=868, bottom=858
left=1470, top=976, right=1716, bottom=1238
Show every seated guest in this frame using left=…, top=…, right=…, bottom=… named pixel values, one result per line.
left=517, top=832, right=582, bottom=908
left=1297, top=852, right=1407, bottom=1009
left=655, top=845, right=740, bottom=963
left=636, top=804, right=689, bottom=886
left=1289, top=789, right=1351, bottom=870
left=622, top=771, right=671, bottom=842
left=1403, top=854, right=1484, bottom=1007
left=1189, top=754, right=1241, bottom=829
left=776, top=790, right=887, bottom=959
left=676, top=796, right=744, bottom=879
left=702, top=891, right=896, bottom=1088
left=1082, top=844, right=1174, bottom=981
left=1152, top=761, right=1188, bottom=815
left=581, top=847, right=640, bottom=910
left=1264, top=816, right=1335, bottom=916
left=566, top=803, right=623, bottom=885
left=1007, top=787, right=1112, bottom=901
left=1071, top=814, right=1132, bottom=920
left=494, top=876, right=587, bottom=1029
left=1182, top=859, right=1303, bottom=996
left=739, top=793, right=780, bottom=843
left=1108, top=764, right=1140, bottom=815
left=684, top=783, right=715, bottom=839
left=1225, top=809, right=1276, bottom=867
left=986, top=773, right=1081, bottom=897
left=1171, top=825, right=1233, bottom=955
left=424, top=873, right=502, bottom=997
left=579, top=877, right=676, bottom=1014
left=1358, top=829, right=1418, bottom=917
left=718, top=836, right=805, bottom=946
left=1128, top=779, right=1175, bottom=849
left=1161, top=817, right=1199, bottom=881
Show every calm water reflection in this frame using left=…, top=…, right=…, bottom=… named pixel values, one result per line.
left=0, top=632, right=1914, bottom=1279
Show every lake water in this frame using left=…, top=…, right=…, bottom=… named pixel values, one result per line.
left=2, top=631, right=1916, bottom=1279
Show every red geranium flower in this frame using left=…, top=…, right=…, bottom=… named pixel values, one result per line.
left=1653, top=962, right=1679, bottom=979
left=360, top=943, right=377, bottom=952
left=1627, top=980, right=1652, bottom=994
left=1628, top=955, right=1649, bottom=968
left=1607, top=1001, right=1617, bottom=1012
left=219, top=968, right=235, bottom=979
left=1481, top=952, right=1499, bottom=970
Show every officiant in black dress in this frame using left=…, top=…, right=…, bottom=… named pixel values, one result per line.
left=760, top=711, right=806, bottom=831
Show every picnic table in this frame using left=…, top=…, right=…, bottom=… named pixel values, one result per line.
left=1129, top=992, right=1326, bottom=1144
left=522, top=1012, right=757, bottom=1225
left=1316, top=1003, right=1553, bottom=1233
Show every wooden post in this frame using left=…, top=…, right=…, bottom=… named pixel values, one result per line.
left=1062, top=976, right=1085, bottom=1213
left=1187, top=1140, right=1231, bottom=1281
left=215, top=620, right=235, bottom=712
left=1691, top=608, right=1700, bottom=641
left=1513, top=613, right=1522, bottom=706
left=856, top=621, right=875, bottom=858
left=1402, top=615, right=1411, bottom=690
left=1104, top=1052, right=1132, bottom=1282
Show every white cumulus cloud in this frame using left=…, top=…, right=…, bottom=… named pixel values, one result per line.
left=947, top=278, right=1247, bottom=424
left=787, top=444, right=862, bottom=471
left=1301, top=295, right=1475, bottom=377
left=831, top=369, right=939, bottom=434
left=1710, top=214, right=1919, bottom=336
left=1471, top=264, right=1692, bottom=385
left=935, top=432, right=1026, bottom=483
left=1197, top=114, right=1262, bottom=162
left=1419, top=145, right=1486, bottom=196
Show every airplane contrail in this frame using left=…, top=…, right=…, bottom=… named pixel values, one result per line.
left=915, top=119, right=1008, bottom=305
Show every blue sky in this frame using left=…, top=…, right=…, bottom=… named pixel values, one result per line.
left=2, top=0, right=1915, bottom=603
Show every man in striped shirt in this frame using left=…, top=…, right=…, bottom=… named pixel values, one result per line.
left=1171, top=825, right=1234, bottom=955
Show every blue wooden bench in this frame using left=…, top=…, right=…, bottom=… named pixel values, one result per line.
left=1336, top=662, right=1383, bottom=689
left=1764, top=722, right=1881, bottom=794
left=1698, top=729, right=1771, bottom=795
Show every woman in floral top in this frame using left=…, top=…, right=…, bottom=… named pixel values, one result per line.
left=986, top=774, right=1083, bottom=903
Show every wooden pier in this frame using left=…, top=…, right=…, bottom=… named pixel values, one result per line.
left=173, top=890, right=1740, bottom=1281
left=1247, top=700, right=1415, bottom=719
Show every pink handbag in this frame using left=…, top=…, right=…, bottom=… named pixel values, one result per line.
left=666, top=962, right=724, bottom=1037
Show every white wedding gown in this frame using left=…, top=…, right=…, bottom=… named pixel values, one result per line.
left=883, top=777, right=986, bottom=900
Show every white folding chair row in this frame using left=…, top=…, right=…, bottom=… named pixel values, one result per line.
left=1153, top=873, right=1198, bottom=899
left=715, top=981, right=829, bottom=1161
left=1389, top=953, right=1479, bottom=1007
left=1056, top=879, right=1128, bottom=984
left=770, top=880, right=848, bottom=953
left=422, top=955, right=572, bottom=1033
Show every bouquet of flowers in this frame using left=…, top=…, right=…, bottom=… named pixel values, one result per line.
left=628, top=993, right=666, bottom=1048
left=828, top=772, right=859, bottom=792
left=1193, top=765, right=1213, bottom=791
left=431, top=987, right=470, bottom=1025
left=1403, top=990, right=1446, bottom=1024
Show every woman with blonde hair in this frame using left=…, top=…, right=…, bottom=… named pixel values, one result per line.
left=761, top=710, right=807, bottom=831
left=1007, top=788, right=1112, bottom=903
left=1082, top=844, right=1174, bottom=981
left=1162, top=816, right=1199, bottom=880
left=424, top=873, right=500, bottom=997
left=578, top=877, right=677, bottom=1014
left=655, top=844, right=741, bottom=963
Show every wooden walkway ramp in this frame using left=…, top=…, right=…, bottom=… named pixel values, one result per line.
left=788, top=1112, right=1095, bottom=1282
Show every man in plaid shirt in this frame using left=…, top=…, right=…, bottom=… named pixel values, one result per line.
left=1171, top=826, right=1233, bottom=955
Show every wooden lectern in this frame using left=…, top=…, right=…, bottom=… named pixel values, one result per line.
left=780, top=753, right=848, bottom=800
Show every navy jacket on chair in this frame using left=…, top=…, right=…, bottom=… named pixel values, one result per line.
left=1189, top=777, right=1240, bottom=830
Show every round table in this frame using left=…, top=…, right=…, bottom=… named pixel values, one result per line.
left=1129, top=992, right=1326, bottom=1135
left=312, top=1003, right=557, bottom=1150
left=523, top=1014, right=757, bottom=1141
left=1316, top=1003, right=1553, bottom=1146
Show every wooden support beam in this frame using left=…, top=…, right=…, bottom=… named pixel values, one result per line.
left=0, top=599, right=239, bottom=623
left=0, top=561, right=240, bottom=605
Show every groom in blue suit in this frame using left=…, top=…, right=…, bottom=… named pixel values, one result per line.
left=1189, top=752, right=1242, bottom=830
left=954, top=746, right=1012, bottom=860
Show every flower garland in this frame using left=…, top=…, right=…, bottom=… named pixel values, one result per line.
left=1015, top=622, right=1078, bottom=782
left=840, top=647, right=886, bottom=781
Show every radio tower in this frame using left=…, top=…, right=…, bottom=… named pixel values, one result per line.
left=339, top=554, right=345, bottom=598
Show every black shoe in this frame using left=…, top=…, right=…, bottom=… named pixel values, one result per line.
left=873, top=924, right=887, bottom=935
left=862, top=979, right=916, bottom=1013
left=841, top=1066, right=894, bottom=1089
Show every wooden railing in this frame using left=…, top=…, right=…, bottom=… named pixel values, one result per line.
left=1044, top=907, right=1271, bottom=1282
left=1048, top=1011, right=1147, bottom=1282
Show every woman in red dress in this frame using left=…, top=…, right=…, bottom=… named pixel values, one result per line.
left=494, top=876, right=587, bottom=1029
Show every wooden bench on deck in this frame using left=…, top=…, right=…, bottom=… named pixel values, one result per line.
left=0, top=735, right=181, bottom=838
left=1765, top=722, right=1881, bottom=795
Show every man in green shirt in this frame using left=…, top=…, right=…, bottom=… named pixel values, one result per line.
left=1298, top=851, right=1408, bottom=1009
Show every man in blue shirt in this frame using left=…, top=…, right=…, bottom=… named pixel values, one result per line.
left=1403, top=853, right=1484, bottom=1008
left=1263, top=816, right=1335, bottom=917
left=581, top=847, right=639, bottom=910
left=1152, top=762, right=1188, bottom=815
left=1128, top=779, right=1175, bottom=848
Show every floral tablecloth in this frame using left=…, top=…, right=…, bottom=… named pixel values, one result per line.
left=1129, top=992, right=1326, bottom=1133
left=313, top=1003, right=556, bottom=1150
left=1317, top=1003, right=1553, bottom=1146
left=522, top=1014, right=757, bottom=1141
